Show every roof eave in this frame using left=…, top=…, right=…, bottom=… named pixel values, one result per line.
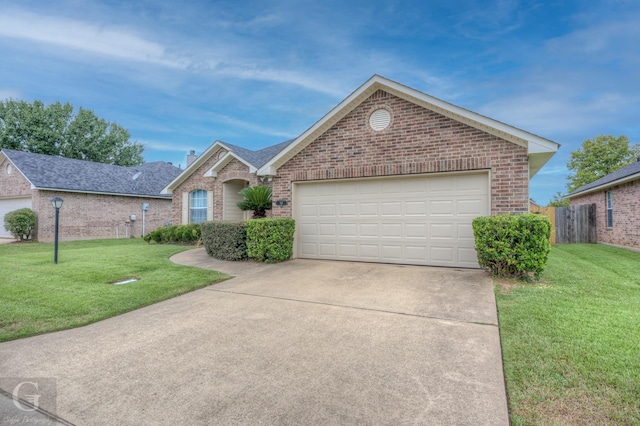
left=567, top=171, right=640, bottom=198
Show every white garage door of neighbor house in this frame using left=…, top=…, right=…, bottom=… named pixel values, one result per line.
left=295, top=172, right=489, bottom=268
left=0, top=197, right=32, bottom=238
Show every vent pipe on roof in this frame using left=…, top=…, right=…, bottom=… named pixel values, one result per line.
left=186, top=150, right=198, bottom=167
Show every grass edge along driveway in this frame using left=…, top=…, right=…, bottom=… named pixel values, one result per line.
left=496, top=244, right=640, bottom=426
left=0, top=239, right=229, bottom=342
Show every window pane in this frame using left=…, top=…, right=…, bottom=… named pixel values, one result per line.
left=190, top=190, right=208, bottom=224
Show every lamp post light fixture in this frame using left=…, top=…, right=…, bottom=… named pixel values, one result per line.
left=50, top=197, right=63, bottom=264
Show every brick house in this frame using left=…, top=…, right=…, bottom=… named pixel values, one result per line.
left=0, top=149, right=180, bottom=242
left=163, top=75, right=559, bottom=268
left=567, top=160, right=640, bottom=250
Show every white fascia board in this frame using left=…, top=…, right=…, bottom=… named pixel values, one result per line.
left=566, top=172, right=640, bottom=198
left=161, top=141, right=227, bottom=194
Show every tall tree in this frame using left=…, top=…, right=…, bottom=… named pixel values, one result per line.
left=567, top=135, right=640, bottom=193
left=0, top=99, right=144, bottom=166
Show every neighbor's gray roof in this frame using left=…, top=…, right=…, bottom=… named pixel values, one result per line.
left=568, top=159, right=640, bottom=197
left=222, top=139, right=295, bottom=169
left=1, top=149, right=181, bottom=198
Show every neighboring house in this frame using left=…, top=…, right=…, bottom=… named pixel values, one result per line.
left=0, top=149, right=181, bottom=242
left=163, top=75, right=559, bottom=268
left=567, top=159, right=640, bottom=250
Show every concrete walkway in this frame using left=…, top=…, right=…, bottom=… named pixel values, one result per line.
left=0, top=248, right=509, bottom=425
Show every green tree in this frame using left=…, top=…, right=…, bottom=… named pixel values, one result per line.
left=547, top=192, right=570, bottom=207
left=237, top=185, right=273, bottom=218
left=0, top=99, right=143, bottom=166
left=567, top=135, right=640, bottom=193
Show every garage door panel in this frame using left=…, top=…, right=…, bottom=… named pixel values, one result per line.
left=359, top=223, right=378, bottom=237
left=457, top=223, right=475, bottom=240
left=381, top=245, right=403, bottom=260
left=318, top=223, right=336, bottom=237
left=430, top=200, right=454, bottom=216
left=359, top=203, right=378, bottom=216
left=431, top=246, right=455, bottom=263
left=300, top=243, right=317, bottom=256
left=381, top=202, right=402, bottom=216
left=319, top=204, right=337, bottom=216
left=318, top=243, right=337, bottom=256
left=360, top=245, right=379, bottom=258
left=457, top=199, right=484, bottom=216
left=381, top=223, right=402, bottom=238
left=295, top=173, right=488, bottom=268
left=431, top=223, right=454, bottom=239
left=300, top=223, right=317, bottom=236
left=405, top=223, right=428, bottom=238
left=338, top=223, right=357, bottom=237
left=300, top=204, right=317, bottom=217
left=405, top=201, right=427, bottom=215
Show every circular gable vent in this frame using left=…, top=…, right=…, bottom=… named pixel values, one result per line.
left=369, top=108, right=391, bottom=131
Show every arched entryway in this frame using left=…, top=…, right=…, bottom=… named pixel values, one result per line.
left=222, top=179, right=250, bottom=221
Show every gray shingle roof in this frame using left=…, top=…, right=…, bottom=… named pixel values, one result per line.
left=568, top=159, right=640, bottom=196
left=222, top=139, right=295, bottom=168
left=1, top=149, right=181, bottom=198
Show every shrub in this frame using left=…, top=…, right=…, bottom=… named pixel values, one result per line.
left=143, top=224, right=201, bottom=245
left=201, top=221, right=247, bottom=261
left=237, top=185, right=272, bottom=218
left=245, top=218, right=295, bottom=263
left=472, top=214, right=551, bottom=280
left=3, top=208, right=36, bottom=241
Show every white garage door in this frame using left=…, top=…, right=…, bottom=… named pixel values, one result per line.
left=295, top=172, right=489, bottom=268
left=0, top=197, right=32, bottom=238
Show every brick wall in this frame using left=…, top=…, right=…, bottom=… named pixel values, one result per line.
left=271, top=90, right=529, bottom=217
left=172, top=148, right=261, bottom=224
left=0, top=157, right=32, bottom=197
left=32, top=190, right=173, bottom=242
left=570, top=179, right=640, bottom=249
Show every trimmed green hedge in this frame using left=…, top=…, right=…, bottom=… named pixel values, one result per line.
left=245, top=218, right=295, bottom=263
left=472, top=214, right=551, bottom=280
left=201, top=221, right=247, bottom=261
left=143, top=224, right=201, bottom=245
left=3, top=208, right=36, bottom=241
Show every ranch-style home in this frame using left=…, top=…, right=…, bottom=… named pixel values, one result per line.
left=163, top=75, right=559, bottom=268
left=567, top=159, right=640, bottom=250
left=0, top=149, right=180, bottom=242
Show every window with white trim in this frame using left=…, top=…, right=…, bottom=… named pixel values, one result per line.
left=189, top=189, right=208, bottom=224
left=606, top=190, right=613, bottom=227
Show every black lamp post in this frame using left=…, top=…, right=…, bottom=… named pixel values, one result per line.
left=50, top=197, right=63, bottom=264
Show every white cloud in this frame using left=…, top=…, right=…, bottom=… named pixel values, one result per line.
left=0, top=9, right=187, bottom=69
left=139, top=140, right=191, bottom=152
left=207, top=112, right=297, bottom=139
left=0, top=88, right=21, bottom=100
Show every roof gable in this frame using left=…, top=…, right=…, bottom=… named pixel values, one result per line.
left=162, top=139, right=295, bottom=194
left=567, top=160, right=640, bottom=197
left=0, top=149, right=180, bottom=198
left=258, top=75, right=559, bottom=178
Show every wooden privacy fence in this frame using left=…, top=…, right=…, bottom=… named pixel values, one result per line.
left=555, top=204, right=597, bottom=244
left=530, top=205, right=556, bottom=244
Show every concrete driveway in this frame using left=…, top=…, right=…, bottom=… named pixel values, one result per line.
left=0, top=249, right=509, bottom=425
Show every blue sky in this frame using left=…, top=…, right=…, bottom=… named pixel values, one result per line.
left=1, top=0, right=638, bottom=204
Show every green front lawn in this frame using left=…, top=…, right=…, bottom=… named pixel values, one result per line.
left=0, top=239, right=229, bottom=342
left=497, top=244, right=640, bottom=425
